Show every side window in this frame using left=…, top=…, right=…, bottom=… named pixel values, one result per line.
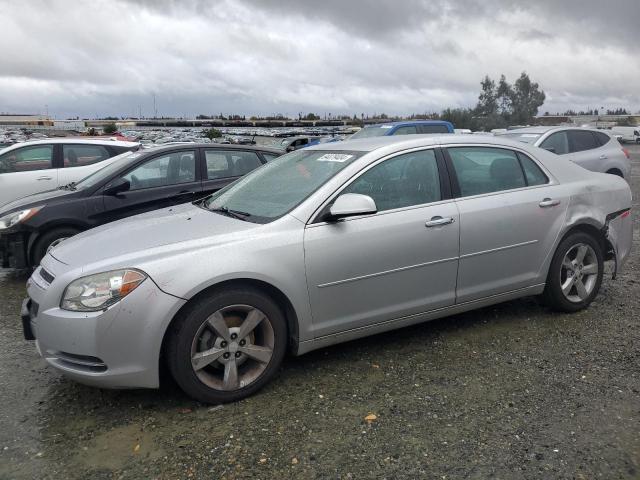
left=393, top=126, right=418, bottom=136
left=419, top=124, right=450, bottom=134
left=123, top=150, right=195, bottom=190
left=341, top=149, right=441, bottom=211
left=569, top=130, right=598, bottom=153
left=262, top=153, right=279, bottom=162
left=0, top=145, right=53, bottom=173
left=63, top=145, right=110, bottom=167
left=593, top=131, right=611, bottom=147
left=517, top=153, right=548, bottom=186
left=448, top=147, right=525, bottom=197
left=540, top=132, right=569, bottom=155
left=205, top=150, right=262, bottom=179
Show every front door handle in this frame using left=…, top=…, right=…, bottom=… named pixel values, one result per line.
left=425, top=216, right=455, bottom=227
left=599, top=154, right=607, bottom=160
left=539, top=198, right=560, bottom=208
left=37, top=176, right=53, bottom=181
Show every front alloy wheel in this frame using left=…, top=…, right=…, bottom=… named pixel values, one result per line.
left=168, top=288, right=287, bottom=403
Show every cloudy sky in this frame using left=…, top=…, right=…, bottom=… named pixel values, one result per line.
left=1, top=0, right=639, bottom=119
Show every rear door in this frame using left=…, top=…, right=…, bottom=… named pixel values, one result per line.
left=57, top=143, right=114, bottom=186
left=0, top=144, right=56, bottom=206
left=200, top=149, right=264, bottom=197
left=567, top=130, right=603, bottom=173
left=444, top=145, right=568, bottom=302
left=100, top=149, right=201, bottom=223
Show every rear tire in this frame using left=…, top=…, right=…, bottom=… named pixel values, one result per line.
left=167, top=287, right=287, bottom=404
left=542, top=232, right=603, bottom=312
left=31, top=227, right=80, bottom=266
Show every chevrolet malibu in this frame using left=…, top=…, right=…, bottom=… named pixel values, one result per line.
left=22, top=135, right=633, bottom=403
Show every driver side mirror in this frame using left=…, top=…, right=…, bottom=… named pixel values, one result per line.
left=328, top=193, right=377, bottom=220
left=104, top=177, right=130, bottom=196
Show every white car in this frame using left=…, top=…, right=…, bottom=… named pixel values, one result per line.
left=0, top=139, right=140, bottom=207
left=499, top=127, right=632, bottom=179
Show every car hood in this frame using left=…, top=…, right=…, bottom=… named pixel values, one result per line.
left=49, top=202, right=258, bottom=268
left=0, top=187, right=79, bottom=213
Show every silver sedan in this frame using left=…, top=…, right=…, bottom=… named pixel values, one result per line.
left=22, top=135, right=633, bottom=403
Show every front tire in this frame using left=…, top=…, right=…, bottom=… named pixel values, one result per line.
left=32, top=227, right=80, bottom=266
left=167, top=287, right=287, bottom=403
left=542, top=232, right=603, bottom=312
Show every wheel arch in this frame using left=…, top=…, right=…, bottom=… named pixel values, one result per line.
left=27, top=222, right=86, bottom=264
left=159, top=278, right=301, bottom=372
left=556, top=221, right=613, bottom=262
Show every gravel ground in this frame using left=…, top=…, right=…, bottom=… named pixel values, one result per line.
left=1, top=145, right=639, bottom=480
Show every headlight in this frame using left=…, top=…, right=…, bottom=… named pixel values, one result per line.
left=0, top=207, right=42, bottom=230
left=61, top=269, right=147, bottom=312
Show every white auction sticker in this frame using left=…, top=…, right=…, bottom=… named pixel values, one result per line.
left=317, top=154, right=354, bottom=162
left=380, top=125, right=393, bottom=129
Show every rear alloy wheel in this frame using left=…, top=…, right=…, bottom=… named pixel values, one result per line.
left=542, top=232, right=603, bottom=312
left=167, top=288, right=287, bottom=403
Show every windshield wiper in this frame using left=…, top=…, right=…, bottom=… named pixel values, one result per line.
left=209, top=206, right=251, bottom=220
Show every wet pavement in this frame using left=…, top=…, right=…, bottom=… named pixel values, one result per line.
left=1, top=146, right=639, bottom=479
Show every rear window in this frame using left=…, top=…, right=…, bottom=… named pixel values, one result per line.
left=419, top=124, right=451, bottom=134
left=349, top=125, right=393, bottom=139
left=500, top=133, right=542, bottom=144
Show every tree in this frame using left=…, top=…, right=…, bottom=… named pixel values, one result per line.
left=509, top=72, right=545, bottom=125
left=496, top=75, right=513, bottom=116
left=203, top=128, right=223, bottom=140
left=103, top=123, right=117, bottom=134
left=475, top=75, right=497, bottom=117
left=439, top=108, right=479, bottom=130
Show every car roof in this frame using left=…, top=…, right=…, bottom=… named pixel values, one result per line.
left=503, top=126, right=606, bottom=135
left=0, top=138, right=140, bottom=154
left=306, top=133, right=528, bottom=153
left=362, top=120, right=451, bottom=128
left=140, top=143, right=283, bottom=155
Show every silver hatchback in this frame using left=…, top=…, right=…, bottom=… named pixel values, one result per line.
left=500, top=126, right=631, bottom=179
left=22, top=135, right=633, bottom=403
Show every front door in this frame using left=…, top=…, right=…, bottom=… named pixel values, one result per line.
left=304, top=148, right=459, bottom=337
left=101, top=149, right=202, bottom=223
left=445, top=145, right=568, bottom=303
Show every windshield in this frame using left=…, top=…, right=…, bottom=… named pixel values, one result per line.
left=203, top=149, right=363, bottom=223
left=349, top=125, right=393, bottom=139
left=500, top=133, right=542, bottom=144
left=75, top=151, right=144, bottom=189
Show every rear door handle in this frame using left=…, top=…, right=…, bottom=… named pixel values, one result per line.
left=37, top=176, right=53, bottom=181
left=425, top=216, right=455, bottom=227
left=599, top=154, right=607, bottom=160
left=539, top=198, right=560, bottom=208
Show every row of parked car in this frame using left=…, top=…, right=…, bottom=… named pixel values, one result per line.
left=2, top=122, right=634, bottom=404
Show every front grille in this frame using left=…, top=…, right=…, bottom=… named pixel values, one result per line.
left=39, top=268, right=55, bottom=284
left=52, top=351, right=107, bottom=373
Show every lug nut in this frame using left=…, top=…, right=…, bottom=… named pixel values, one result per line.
left=235, top=352, right=241, bottom=358
left=230, top=333, right=238, bottom=340
left=239, top=339, right=246, bottom=346
left=220, top=341, right=227, bottom=348
left=223, top=352, right=230, bottom=359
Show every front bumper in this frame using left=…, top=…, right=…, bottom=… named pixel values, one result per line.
left=1, top=232, right=29, bottom=269
left=24, top=268, right=187, bottom=389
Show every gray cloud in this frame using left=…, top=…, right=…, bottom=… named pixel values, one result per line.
left=0, top=0, right=638, bottom=118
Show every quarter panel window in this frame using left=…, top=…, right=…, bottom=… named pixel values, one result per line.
left=569, top=130, right=598, bottom=152
left=593, top=131, right=611, bottom=147
left=342, top=149, right=441, bottom=211
left=63, top=144, right=110, bottom=167
left=205, top=150, right=262, bottom=179
left=123, top=150, right=195, bottom=190
left=517, top=153, right=548, bottom=186
left=419, top=124, right=450, bottom=134
left=448, top=147, right=525, bottom=197
left=540, top=132, right=569, bottom=155
left=0, top=145, right=53, bottom=173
